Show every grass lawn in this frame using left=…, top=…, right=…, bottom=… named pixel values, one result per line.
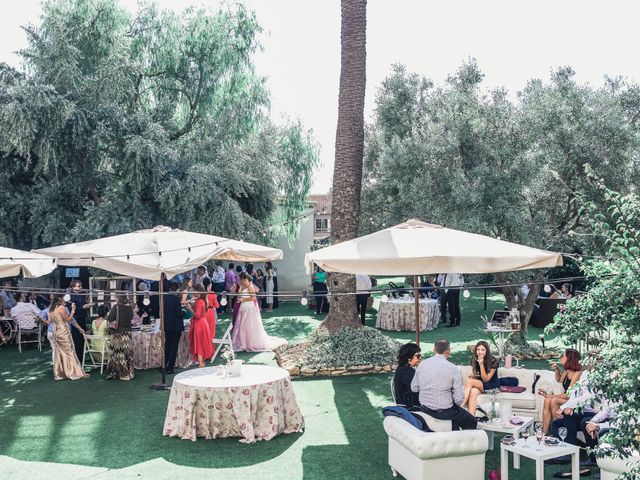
left=0, top=291, right=583, bottom=479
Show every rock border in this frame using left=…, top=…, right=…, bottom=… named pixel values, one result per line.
left=285, top=364, right=395, bottom=377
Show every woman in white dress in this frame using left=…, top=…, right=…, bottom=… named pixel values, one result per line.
left=231, top=273, right=286, bottom=352
left=264, top=262, right=275, bottom=312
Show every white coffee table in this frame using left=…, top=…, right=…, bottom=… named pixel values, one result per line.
left=477, top=415, right=533, bottom=468
left=501, top=437, right=580, bottom=480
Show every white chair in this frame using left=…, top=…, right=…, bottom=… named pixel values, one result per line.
left=383, top=415, right=487, bottom=480
left=211, top=323, right=233, bottom=363
left=17, top=321, right=42, bottom=353
left=82, top=334, right=109, bottom=374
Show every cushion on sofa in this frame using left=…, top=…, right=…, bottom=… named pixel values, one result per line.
left=477, top=391, right=537, bottom=410
left=413, top=411, right=452, bottom=432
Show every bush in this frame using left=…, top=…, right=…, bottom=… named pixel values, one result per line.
left=278, top=326, right=400, bottom=369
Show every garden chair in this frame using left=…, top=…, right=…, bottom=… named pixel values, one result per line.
left=82, top=335, right=110, bottom=374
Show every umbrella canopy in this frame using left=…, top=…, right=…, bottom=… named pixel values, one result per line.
left=305, top=219, right=563, bottom=275
left=35, top=226, right=283, bottom=281
left=0, top=246, right=57, bottom=278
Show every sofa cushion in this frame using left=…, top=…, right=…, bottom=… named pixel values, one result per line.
left=477, top=391, right=537, bottom=410
left=413, top=411, right=452, bottom=432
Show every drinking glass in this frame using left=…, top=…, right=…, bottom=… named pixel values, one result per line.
left=534, top=422, right=544, bottom=452
left=558, top=427, right=567, bottom=446
left=521, top=428, right=531, bottom=448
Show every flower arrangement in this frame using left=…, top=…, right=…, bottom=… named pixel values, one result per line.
left=221, top=345, right=235, bottom=365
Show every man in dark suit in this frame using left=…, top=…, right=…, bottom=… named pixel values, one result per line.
left=163, top=281, right=184, bottom=374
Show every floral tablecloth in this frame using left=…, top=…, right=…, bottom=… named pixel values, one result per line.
left=131, top=329, right=191, bottom=370
left=376, top=298, right=441, bottom=331
left=163, top=365, right=305, bottom=442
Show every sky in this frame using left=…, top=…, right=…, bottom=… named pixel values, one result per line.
left=2, top=1, right=640, bottom=193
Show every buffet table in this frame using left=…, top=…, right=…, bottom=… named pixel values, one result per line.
left=163, top=365, right=304, bottom=442
left=376, top=298, right=440, bottom=331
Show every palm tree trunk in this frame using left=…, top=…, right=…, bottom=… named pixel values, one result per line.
left=321, top=0, right=367, bottom=332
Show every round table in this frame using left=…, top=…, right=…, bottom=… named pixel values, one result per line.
left=376, top=298, right=441, bottom=331
left=163, top=365, right=305, bottom=442
left=131, top=329, right=191, bottom=370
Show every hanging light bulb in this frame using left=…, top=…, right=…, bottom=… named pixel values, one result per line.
left=126, top=255, right=131, bottom=262
left=544, top=284, right=552, bottom=293
left=381, top=291, right=388, bottom=303
left=63, top=293, right=71, bottom=302
left=577, top=256, right=583, bottom=262
left=220, top=293, right=228, bottom=307
left=300, top=290, right=308, bottom=306
left=463, top=289, right=471, bottom=298
left=143, top=291, right=150, bottom=306
left=91, top=257, right=96, bottom=265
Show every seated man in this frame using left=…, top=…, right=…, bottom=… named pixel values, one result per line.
left=580, top=404, right=615, bottom=474
left=10, top=292, right=43, bottom=330
left=411, top=339, right=477, bottom=430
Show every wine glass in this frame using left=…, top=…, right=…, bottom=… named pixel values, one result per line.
left=521, top=428, right=531, bottom=448
left=534, top=422, right=544, bottom=452
left=558, top=427, right=568, bottom=446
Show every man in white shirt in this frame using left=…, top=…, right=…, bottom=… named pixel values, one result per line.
left=194, top=266, right=209, bottom=286
left=11, top=292, right=43, bottom=330
left=355, top=274, right=372, bottom=325
left=411, top=339, right=477, bottom=430
left=438, top=273, right=464, bottom=327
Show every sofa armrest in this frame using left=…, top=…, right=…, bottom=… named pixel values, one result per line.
left=383, top=416, right=488, bottom=460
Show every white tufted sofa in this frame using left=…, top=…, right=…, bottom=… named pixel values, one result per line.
left=597, top=451, right=640, bottom=480
left=383, top=414, right=488, bottom=480
left=458, top=366, right=561, bottom=421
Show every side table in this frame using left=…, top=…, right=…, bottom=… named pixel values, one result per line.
left=501, top=438, right=580, bottom=480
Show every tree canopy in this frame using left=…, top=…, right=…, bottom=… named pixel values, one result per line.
left=0, top=0, right=318, bottom=250
left=361, top=61, right=640, bottom=331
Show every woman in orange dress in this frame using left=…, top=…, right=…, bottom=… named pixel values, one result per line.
left=188, top=285, right=213, bottom=367
left=202, top=277, right=220, bottom=342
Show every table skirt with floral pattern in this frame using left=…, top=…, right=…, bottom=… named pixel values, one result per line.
left=376, top=299, right=441, bottom=331
left=131, top=329, right=191, bottom=370
left=163, top=365, right=304, bottom=442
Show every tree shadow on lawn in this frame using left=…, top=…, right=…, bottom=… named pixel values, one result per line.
left=0, top=348, right=302, bottom=470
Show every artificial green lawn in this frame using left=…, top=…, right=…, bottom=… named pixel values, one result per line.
left=0, top=290, right=585, bottom=479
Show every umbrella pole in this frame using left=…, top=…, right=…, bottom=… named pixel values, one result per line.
left=414, top=275, right=420, bottom=345
left=151, top=274, right=170, bottom=391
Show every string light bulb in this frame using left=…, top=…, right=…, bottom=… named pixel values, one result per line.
left=91, top=257, right=96, bottom=265
left=463, top=289, right=471, bottom=298
left=126, top=255, right=131, bottom=262
left=300, top=290, right=308, bottom=306
left=63, top=293, right=71, bottom=302
left=220, top=294, right=228, bottom=307
left=543, top=284, right=552, bottom=293
left=381, top=291, right=388, bottom=303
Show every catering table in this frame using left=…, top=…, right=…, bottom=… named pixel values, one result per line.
left=376, top=298, right=440, bottom=331
left=131, top=328, right=191, bottom=370
left=163, top=365, right=305, bottom=442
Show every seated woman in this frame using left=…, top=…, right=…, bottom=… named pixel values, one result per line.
left=550, top=283, right=572, bottom=299
left=540, top=348, right=582, bottom=433
left=90, top=304, right=110, bottom=362
left=462, top=340, right=499, bottom=415
left=393, top=343, right=421, bottom=408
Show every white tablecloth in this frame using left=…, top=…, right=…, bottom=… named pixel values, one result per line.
left=162, top=365, right=305, bottom=442
left=131, top=329, right=191, bottom=370
left=376, top=298, right=440, bottom=331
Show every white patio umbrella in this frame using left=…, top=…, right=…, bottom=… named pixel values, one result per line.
left=35, top=226, right=283, bottom=281
left=35, top=226, right=283, bottom=388
left=0, top=246, right=57, bottom=278
left=305, top=219, right=563, bottom=343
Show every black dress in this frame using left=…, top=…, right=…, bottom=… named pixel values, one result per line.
left=393, top=364, right=420, bottom=407
left=473, top=359, right=500, bottom=391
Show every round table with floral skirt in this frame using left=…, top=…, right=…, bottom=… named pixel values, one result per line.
left=376, top=298, right=441, bottom=331
left=131, top=328, right=191, bottom=370
left=163, top=365, right=305, bottom=442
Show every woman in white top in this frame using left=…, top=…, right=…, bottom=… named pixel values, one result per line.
left=264, top=262, right=275, bottom=312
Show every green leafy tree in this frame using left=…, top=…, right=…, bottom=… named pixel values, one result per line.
left=0, top=0, right=317, bottom=250
left=549, top=177, right=640, bottom=479
left=361, top=62, right=640, bottom=335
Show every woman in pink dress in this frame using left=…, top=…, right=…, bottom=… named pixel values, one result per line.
left=188, top=285, right=213, bottom=367
left=231, top=273, right=286, bottom=352
left=202, top=277, right=220, bottom=342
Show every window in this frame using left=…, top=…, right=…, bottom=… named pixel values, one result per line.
left=315, top=218, right=330, bottom=232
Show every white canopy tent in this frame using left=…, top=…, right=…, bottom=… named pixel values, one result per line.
left=305, top=219, right=563, bottom=343
left=36, top=226, right=283, bottom=281
left=0, top=246, right=57, bottom=278
left=35, top=226, right=283, bottom=387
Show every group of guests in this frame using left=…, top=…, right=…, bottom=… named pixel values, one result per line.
left=393, top=341, right=615, bottom=478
